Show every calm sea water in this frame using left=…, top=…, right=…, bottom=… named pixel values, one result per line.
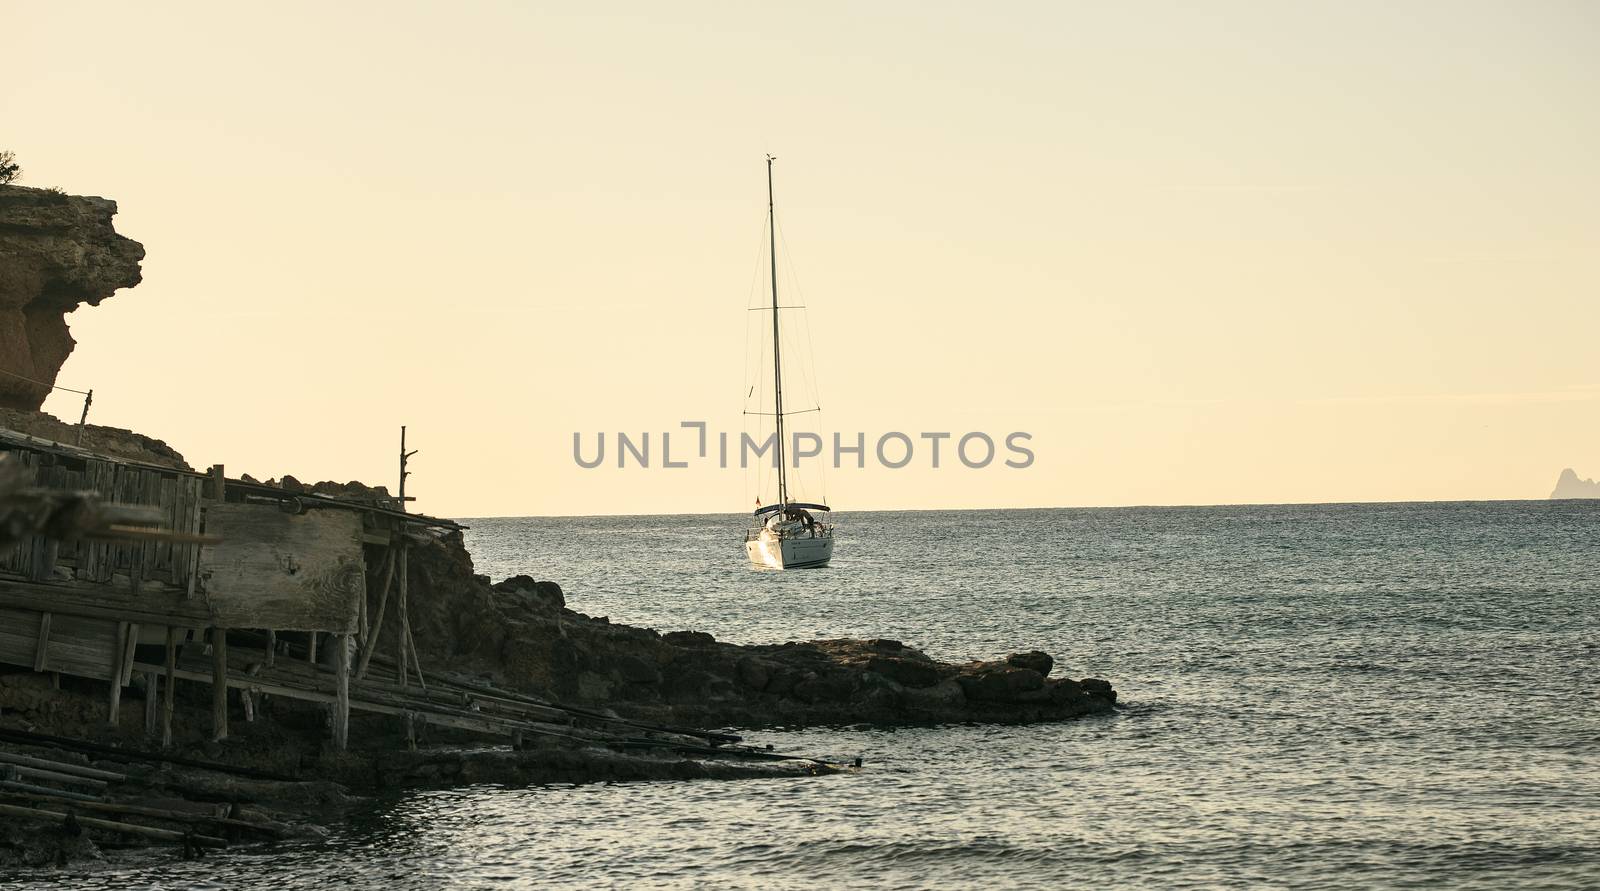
left=11, top=502, right=1599, bottom=889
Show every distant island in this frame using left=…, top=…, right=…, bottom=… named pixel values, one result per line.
left=1550, top=468, right=1600, bottom=499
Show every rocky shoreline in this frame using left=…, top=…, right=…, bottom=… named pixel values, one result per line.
left=0, top=496, right=1116, bottom=869
left=398, top=528, right=1117, bottom=731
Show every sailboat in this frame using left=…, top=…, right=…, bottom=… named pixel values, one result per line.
left=744, top=156, right=835, bottom=570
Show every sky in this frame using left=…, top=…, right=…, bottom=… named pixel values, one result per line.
left=5, top=1, right=1598, bottom=518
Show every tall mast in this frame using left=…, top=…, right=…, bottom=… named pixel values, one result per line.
left=767, top=155, right=787, bottom=506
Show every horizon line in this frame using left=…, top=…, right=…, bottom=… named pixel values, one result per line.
left=452, top=495, right=1591, bottom=523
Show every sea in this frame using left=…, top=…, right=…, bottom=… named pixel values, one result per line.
left=8, top=501, right=1598, bottom=889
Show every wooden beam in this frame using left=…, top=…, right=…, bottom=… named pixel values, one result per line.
left=107, top=621, right=127, bottom=726
left=32, top=612, right=50, bottom=672
left=210, top=627, right=228, bottom=741
left=161, top=626, right=176, bottom=749
left=396, top=543, right=410, bottom=690
left=0, top=789, right=284, bottom=838
left=0, top=751, right=125, bottom=783
left=0, top=802, right=226, bottom=849
left=0, top=763, right=107, bottom=790
left=130, top=661, right=593, bottom=744
left=354, top=544, right=396, bottom=679
left=0, top=576, right=213, bottom=626
left=143, top=669, right=158, bottom=738
left=120, top=622, right=140, bottom=687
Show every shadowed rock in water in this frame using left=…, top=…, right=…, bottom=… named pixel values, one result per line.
left=1550, top=468, right=1600, bottom=499
left=0, top=185, right=144, bottom=410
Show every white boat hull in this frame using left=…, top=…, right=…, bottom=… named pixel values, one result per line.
left=745, top=534, right=834, bottom=569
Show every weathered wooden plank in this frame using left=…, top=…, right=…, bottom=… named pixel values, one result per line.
left=211, top=628, right=228, bottom=742
left=0, top=802, right=226, bottom=848
left=0, top=608, right=121, bottom=681
left=107, top=621, right=128, bottom=725
left=143, top=669, right=158, bottom=738
left=161, top=626, right=176, bottom=749
left=0, top=576, right=215, bottom=627
left=198, top=505, right=365, bottom=632
left=120, top=622, right=140, bottom=687
left=0, top=751, right=125, bottom=783
left=32, top=612, right=49, bottom=672
left=397, top=542, right=410, bottom=689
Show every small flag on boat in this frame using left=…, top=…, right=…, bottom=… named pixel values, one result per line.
left=755, top=497, right=761, bottom=506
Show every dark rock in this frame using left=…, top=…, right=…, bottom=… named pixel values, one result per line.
left=387, top=526, right=1118, bottom=728
left=1080, top=677, right=1116, bottom=703
left=863, top=656, right=942, bottom=688
left=793, top=672, right=856, bottom=703
left=664, top=668, right=713, bottom=702
left=494, top=574, right=537, bottom=593
left=532, top=581, right=565, bottom=610
left=614, top=654, right=661, bottom=685
left=737, top=658, right=770, bottom=691
left=1006, top=650, right=1054, bottom=677
left=958, top=666, right=1044, bottom=701
left=663, top=630, right=717, bottom=648
left=764, top=668, right=799, bottom=696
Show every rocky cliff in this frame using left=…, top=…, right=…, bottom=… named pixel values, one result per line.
left=0, top=185, right=144, bottom=410
left=1550, top=468, right=1600, bottom=499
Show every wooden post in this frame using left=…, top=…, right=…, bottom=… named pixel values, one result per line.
left=207, top=464, right=226, bottom=501
left=107, top=621, right=127, bottom=726
left=161, top=627, right=176, bottom=749
left=406, top=625, right=427, bottom=692
left=396, top=543, right=410, bottom=690
left=120, top=623, right=140, bottom=687
left=142, top=670, right=158, bottom=738
left=355, top=543, right=396, bottom=679
left=75, top=389, right=93, bottom=445
left=242, top=663, right=263, bottom=723
left=308, top=631, right=319, bottom=665
left=32, top=613, right=50, bottom=672
left=402, top=711, right=416, bottom=751
left=333, top=634, right=351, bottom=752
left=210, top=628, right=228, bottom=742
left=266, top=629, right=276, bottom=667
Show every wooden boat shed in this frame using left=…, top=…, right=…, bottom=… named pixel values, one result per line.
left=0, top=426, right=460, bottom=750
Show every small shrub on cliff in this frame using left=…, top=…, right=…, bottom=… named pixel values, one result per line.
left=0, top=151, right=19, bottom=184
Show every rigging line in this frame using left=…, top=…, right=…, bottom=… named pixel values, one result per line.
left=741, top=209, right=770, bottom=401
left=743, top=408, right=821, bottom=416
left=743, top=213, right=774, bottom=510
left=774, top=213, right=828, bottom=504
left=0, top=366, right=91, bottom=397
left=773, top=215, right=824, bottom=418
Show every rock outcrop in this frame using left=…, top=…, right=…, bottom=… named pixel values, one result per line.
left=401, top=532, right=1117, bottom=729
left=1550, top=468, right=1600, bottom=499
left=0, top=406, right=189, bottom=469
left=0, top=185, right=144, bottom=410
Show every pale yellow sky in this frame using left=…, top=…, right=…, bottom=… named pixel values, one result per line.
left=6, top=1, right=1598, bottom=517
